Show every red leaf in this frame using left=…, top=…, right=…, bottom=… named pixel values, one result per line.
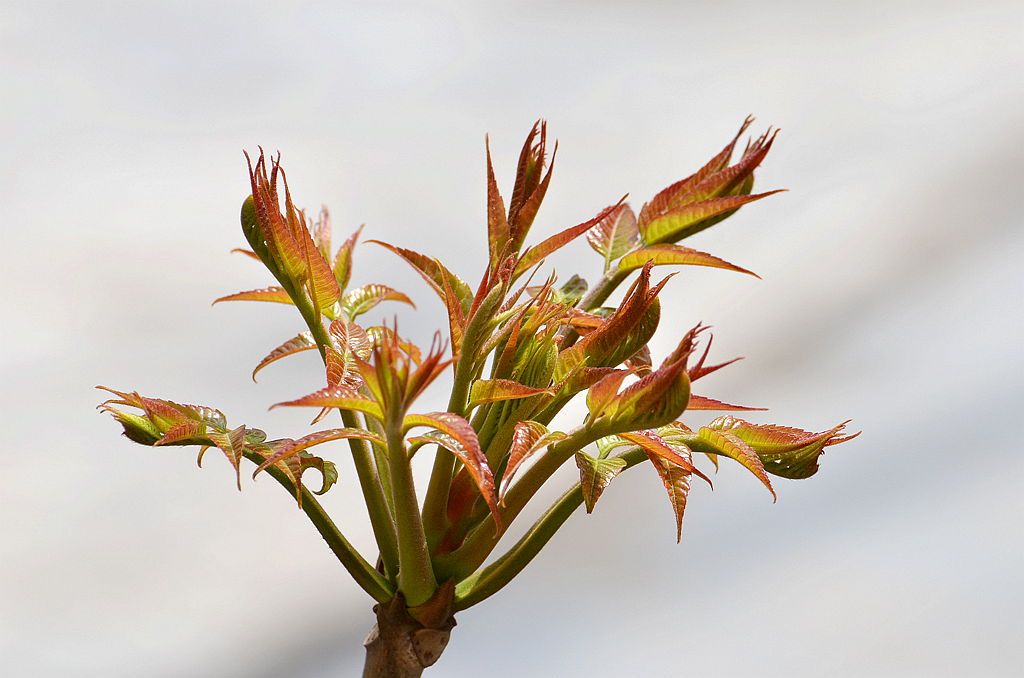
left=706, top=416, right=858, bottom=479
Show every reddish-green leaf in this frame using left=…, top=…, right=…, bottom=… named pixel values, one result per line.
left=468, top=379, right=551, bottom=409
left=313, top=206, right=332, bottom=260
left=514, top=198, right=627, bottom=278
left=485, top=136, right=511, bottom=268
left=253, top=428, right=384, bottom=476
left=332, top=224, right=364, bottom=291
left=648, top=450, right=693, bottom=543
left=299, top=216, right=342, bottom=313
left=213, top=286, right=293, bottom=305
left=696, top=427, right=775, bottom=500
left=153, top=420, right=205, bottom=446
left=404, top=412, right=501, bottom=528
left=561, top=264, right=664, bottom=373
left=369, top=241, right=473, bottom=314
left=205, top=425, right=247, bottom=490
left=575, top=451, right=627, bottom=513
left=618, top=243, right=758, bottom=277
left=586, top=203, right=640, bottom=269
left=619, top=431, right=711, bottom=487
left=705, top=416, right=858, bottom=479
left=500, top=422, right=567, bottom=498
left=252, top=332, right=316, bottom=382
left=272, top=388, right=384, bottom=421
left=637, top=117, right=755, bottom=229
left=688, top=394, right=766, bottom=411
left=585, top=369, right=631, bottom=419
left=640, top=191, right=783, bottom=245
left=341, top=283, right=415, bottom=320
left=230, top=248, right=261, bottom=261
left=591, top=333, right=693, bottom=434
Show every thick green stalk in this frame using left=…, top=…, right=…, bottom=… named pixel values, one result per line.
left=579, top=268, right=629, bottom=313
left=434, top=428, right=596, bottom=581
left=291, top=293, right=399, bottom=577
left=421, top=292, right=497, bottom=549
left=385, top=410, right=437, bottom=606
left=452, top=449, right=645, bottom=609
left=243, top=450, right=394, bottom=603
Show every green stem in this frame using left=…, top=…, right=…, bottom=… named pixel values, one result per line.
left=386, top=411, right=437, bottom=606
left=579, top=268, right=628, bottom=312
left=453, top=448, right=646, bottom=609
left=434, top=428, right=595, bottom=581
left=292, top=293, right=400, bottom=578
left=244, top=450, right=394, bottom=603
left=421, top=345, right=476, bottom=550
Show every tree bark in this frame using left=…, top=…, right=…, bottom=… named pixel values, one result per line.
left=362, top=594, right=455, bottom=677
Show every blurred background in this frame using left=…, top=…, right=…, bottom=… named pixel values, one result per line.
left=2, top=1, right=1022, bottom=676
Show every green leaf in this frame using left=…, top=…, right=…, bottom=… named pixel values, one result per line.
left=575, top=451, right=627, bottom=513
left=342, top=283, right=415, bottom=320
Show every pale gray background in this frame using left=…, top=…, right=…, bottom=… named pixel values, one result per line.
left=2, top=1, right=1022, bottom=676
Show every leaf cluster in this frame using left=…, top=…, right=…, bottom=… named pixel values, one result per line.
left=99, top=119, right=856, bottom=610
